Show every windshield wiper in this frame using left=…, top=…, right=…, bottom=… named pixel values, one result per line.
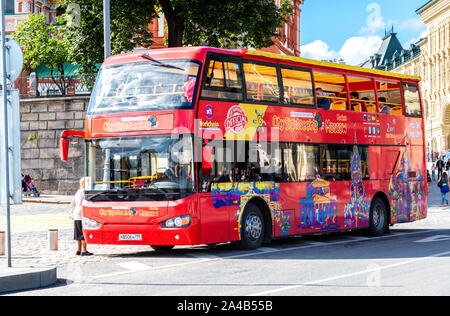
left=85, top=188, right=126, bottom=201
left=140, top=54, right=185, bottom=71
left=147, top=184, right=170, bottom=197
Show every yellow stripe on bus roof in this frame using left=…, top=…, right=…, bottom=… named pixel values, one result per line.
left=244, top=50, right=421, bottom=82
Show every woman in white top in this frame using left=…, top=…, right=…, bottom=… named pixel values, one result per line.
left=71, top=177, right=93, bottom=256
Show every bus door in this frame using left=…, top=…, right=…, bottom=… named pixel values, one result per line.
left=198, top=142, right=232, bottom=244
left=378, top=146, right=417, bottom=223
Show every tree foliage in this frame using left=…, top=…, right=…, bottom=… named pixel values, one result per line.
left=59, top=0, right=294, bottom=75
left=159, top=0, right=294, bottom=48
left=59, top=0, right=158, bottom=75
left=13, top=13, right=71, bottom=94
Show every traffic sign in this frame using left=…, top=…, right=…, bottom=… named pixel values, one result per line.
left=5, top=38, right=23, bottom=84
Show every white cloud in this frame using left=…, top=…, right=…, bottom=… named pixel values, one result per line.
left=301, top=36, right=382, bottom=66
left=300, top=40, right=339, bottom=61
left=359, top=3, right=385, bottom=35
left=398, top=18, right=426, bottom=32
left=339, top=35, right=383, bottom=66
left=301, top=3, right=427, bottom=67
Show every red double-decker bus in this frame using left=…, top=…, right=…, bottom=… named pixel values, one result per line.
left=60, top=47, right=427, bottom=250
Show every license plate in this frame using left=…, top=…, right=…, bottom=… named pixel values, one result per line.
left=119, top=234, right=142, bottom=241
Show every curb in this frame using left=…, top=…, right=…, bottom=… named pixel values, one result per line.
left=0, top=266, right=57, bottom=294
left=22, top=199, right=71, bottom=205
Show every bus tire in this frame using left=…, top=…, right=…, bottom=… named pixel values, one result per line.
left=238, top=203, right=265, bottom=250
left=150, top=245, right=174, bottom=251
left=368, top=197, right=388, bottom=236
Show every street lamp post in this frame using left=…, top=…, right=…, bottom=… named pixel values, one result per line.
left=0, top=0, right=12, bottom=268
left=104, top=0, right=111, bottom=59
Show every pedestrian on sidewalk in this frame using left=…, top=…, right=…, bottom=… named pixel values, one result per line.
left=431, top=163, right=436, bottom=181
left=70, top=177, right=93, bottom=256
left=438, top=172, right=449, bottom=205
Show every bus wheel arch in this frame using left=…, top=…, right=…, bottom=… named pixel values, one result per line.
left=369, top=192, right=391, bottom=235
left=238, top=198, right=272, bottom=250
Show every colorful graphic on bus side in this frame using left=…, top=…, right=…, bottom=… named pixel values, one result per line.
left=389, top=149, right=426, bottom=223
left=344, top=145, right=370, bottom=228
left=211, top=182, right=291, bottom=237
left=299, top=178, right=339, bottom=231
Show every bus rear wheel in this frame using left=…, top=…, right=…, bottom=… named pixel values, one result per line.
left=238, top=203, right=265, bottom=250
left=368, top=197, right=388, bottom=236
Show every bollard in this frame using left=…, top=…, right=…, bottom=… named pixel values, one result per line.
left=0, top=231, right=4, bottom=256
left=48, top=229, right=58, bottom=251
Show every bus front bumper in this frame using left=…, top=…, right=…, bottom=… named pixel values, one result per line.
left=83, top=220, right=200, bottom=246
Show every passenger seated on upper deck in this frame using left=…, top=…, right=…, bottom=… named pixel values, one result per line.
left=316, top=88, right=331, bottom=110
left=379, top=97, right=391, bottom=114
left=350, top=91, right=367, bottom=112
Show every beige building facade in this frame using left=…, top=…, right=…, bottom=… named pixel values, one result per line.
left=393, top=0, right=450, bottom=156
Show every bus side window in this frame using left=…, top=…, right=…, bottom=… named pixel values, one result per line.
left=402, top=83, right=422, bottom=117
left=244, top=63, right=280, bottom=103
left=377, top=80, right=403, bottom=115
left=281, top=67, right=314, bottom=107
left=313, top=72, right=348, bottom=110
left=347, top=76, right=376, bottom=112
left=201, top=58, right=243, bottom=101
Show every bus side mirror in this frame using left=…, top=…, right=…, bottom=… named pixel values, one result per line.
left=202, top=146, right=212, bottom=172
left=60, top=137, right=69, bottom=162
left=59, top=130, right=85, bottom=162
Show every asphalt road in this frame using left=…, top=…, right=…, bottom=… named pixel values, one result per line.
left=8, top=210, right=450, bottom=297
left=5, top=182, right=450, bottom=297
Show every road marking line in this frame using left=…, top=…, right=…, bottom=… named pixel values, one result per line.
left=342, top=236, right=370, bottom=241
left=187, top=252, right=221, bottom=259
left=257, top=247, right=278, bottom=253
left=89, top=229, right=439, bottom=281
left=249, top=249, right=450, bottom=296
left=415, top=235, right=450, bottom=243
left=117, top=261, right=150, bottom=271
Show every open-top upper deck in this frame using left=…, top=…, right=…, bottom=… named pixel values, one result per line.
left=101, top=46, right=420, bottom=82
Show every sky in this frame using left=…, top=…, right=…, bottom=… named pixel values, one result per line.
left=300, top=0, right=429, bottom=65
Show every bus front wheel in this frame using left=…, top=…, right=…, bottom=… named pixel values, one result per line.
left=368, top=197, right=388, bottom=236
left=239, top=203, right=265, bottom=250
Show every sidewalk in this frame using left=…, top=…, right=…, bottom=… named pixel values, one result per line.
left=0, top=266, right=57, bottom=294
left=0, top=194, right=71, bottom=294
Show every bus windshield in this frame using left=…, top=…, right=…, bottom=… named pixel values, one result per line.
left=85, top=134, right=195, bottom=201
left=88, top=60, right=201, bottom=115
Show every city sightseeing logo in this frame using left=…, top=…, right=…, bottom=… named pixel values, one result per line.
left=225, top=105, right=248, bottom=134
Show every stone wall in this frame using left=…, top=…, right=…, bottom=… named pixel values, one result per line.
left=20, top=96, right=90, bottom=196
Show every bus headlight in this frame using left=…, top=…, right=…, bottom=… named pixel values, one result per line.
left=161, top=215, right=191, bottom=228
left=82, top=216, right=101, bottom=229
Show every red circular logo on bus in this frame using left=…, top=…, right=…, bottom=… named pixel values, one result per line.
left=225, top=105, right=248, bottom=134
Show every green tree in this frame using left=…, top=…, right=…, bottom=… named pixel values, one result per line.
left=159, top=0, right=294, bottom=48
left=60, top=0, right=294, bottom=75
left=59, top=0, right=158, bottom=76
left=13, top=13, right=71, bottom=94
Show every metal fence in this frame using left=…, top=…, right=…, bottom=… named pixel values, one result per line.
left=14, top=74, right=96, bottom=98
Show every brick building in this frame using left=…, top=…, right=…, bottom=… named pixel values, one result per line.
left=4, top=0, right=58, bottom=33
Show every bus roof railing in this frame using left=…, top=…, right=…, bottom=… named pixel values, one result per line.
left=244, top=50, right=421, bottom=82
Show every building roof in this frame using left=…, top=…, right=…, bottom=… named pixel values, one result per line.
left=416, top=0, right=439, bottom=14
left=375, top=31, right=404, bottom=67
left=359, top=28, right=422, bottom=75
